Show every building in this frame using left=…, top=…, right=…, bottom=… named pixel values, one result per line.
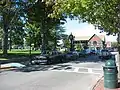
left=74, top=34, right=105, bottom=50
left=106, top=41, right=111, bottom=48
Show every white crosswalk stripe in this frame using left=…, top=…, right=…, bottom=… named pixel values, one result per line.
left=49, top=66, right=103, bottom=75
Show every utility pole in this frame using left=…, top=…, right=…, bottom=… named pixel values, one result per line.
left=117, top=32, right=120, bottom=78
left=117, top=3, right=120, bottom=78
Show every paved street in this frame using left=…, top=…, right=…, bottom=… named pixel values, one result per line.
left=0, top=55, right=104, bottom=90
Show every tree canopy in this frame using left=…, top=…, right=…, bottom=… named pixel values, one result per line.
left=50, top=0, right=119, bottom=35
left=0, top=0, right=67, bottom=55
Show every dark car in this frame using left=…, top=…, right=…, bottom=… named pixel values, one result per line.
left=65, top=51, right=79, bottom=61
left=31, top=54, right=49, bottom=65
left=99, top=50, right=112, bottom=59
left=90, top=50, right=96, bottom=54
left=32, top=51, right=65, bottom=65
left=79, top=50, right=86, bottom=57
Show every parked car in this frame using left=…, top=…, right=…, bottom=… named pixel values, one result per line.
left=32, top=51, right=66, bottom=65
left=85, top=49, right=91, bottom=55
left=99, top=49, right=112, bottom=59
left=72, top=51, right=79, bottom=57
left=79, top=50, right=86, bottom=57
left=90, top=50, right=97, bottom=55
left=31, top=54, right=49, bottom=65
left=65, top=51, right=79, bottom=61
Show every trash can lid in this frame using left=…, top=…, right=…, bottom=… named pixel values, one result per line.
left=105, top=59, right=116, bottom=67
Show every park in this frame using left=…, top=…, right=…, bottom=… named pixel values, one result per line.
left=0, top=0, right=120, bottom=90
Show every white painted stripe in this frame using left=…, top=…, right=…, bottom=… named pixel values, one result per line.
left=51, top=70, right=103, bottom=75
left=88, top=68, right=93, bottom=73
left=74, top=67, right=79, bottom=72
left=48, top=66, right=103, bottom=72
left=74, top=67, right=102, bottom=70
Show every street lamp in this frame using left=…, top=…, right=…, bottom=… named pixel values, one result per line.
left=103, top=41, right=106, bottom=49
left=69, top=33, right=75, bottom=51
left=29, top=31, right=32, bottom=64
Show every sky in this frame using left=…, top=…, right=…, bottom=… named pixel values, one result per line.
left=63, top=18, right=117, bottom=42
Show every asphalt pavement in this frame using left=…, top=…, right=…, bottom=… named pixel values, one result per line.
left=0, top=55, right=104, bottom=90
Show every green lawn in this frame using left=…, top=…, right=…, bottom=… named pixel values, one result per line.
left=8, top=49, right=41, bottom=54
left=0, top=49, right=41, bottom=60
left=0, top=49, right=40, bottom=54
left=0, top=58, right=8, bottom=60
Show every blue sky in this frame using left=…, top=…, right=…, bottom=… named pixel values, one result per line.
left=63, top=18, right=117, bottom=42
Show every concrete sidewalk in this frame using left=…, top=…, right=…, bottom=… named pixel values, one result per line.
left=93, top=77, right=120, bottom=90
left=0, top=63, right=25, bottom=70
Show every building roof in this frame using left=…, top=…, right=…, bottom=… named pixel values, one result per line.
left=74, top=34, right=105, bottom=41
left=75, top=36, right=91, bottom=41
left=99, top=35, right=105, bottom=41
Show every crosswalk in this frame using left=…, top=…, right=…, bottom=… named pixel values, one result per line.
left=48, top=65, right=103, bottom=75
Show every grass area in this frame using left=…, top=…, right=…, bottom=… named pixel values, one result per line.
left=8, top=49, right=41, bottom=54
left=0, top=49, right=41, bottom=60
left=0, top=58, right=8, bottom=60
left=0, top=49, right=40, bottom=54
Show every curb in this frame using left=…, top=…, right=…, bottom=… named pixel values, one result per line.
left=0, top=66, right=16, bottom=70
left=91, top=76, right=104, bottom=90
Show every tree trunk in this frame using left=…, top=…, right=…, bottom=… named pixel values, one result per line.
left=54, top=31, right=57, bottom=50
left=2, top=13, right=8, bottom=56
left=41, top=32, right=46, bottom=54
left=9, top=30, right=12, bottom=51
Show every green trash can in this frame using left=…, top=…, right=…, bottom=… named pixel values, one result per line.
left=103, top=59, right=118, bottom=89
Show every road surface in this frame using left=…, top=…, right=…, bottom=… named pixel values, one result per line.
left=0, top=55, right=104, bottom=90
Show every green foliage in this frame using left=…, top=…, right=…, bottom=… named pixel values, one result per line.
left=25, top=22, right=41, bottom=48
left=50, top=0, right=119, bottom=34
left=26, top=0, right=67, bottom=51
left=0, top=0, right=28, bottom=55
left=0, top=27, right=3, bottom=38
left=63, top=38, right=70, bottom=49
left=10, top=19, right=25, bottom=46
left=0, top=0, right=67, bottom=55
left=111, top=42, right=118, bottom=48
left=75, top=44, right=83, bottom=51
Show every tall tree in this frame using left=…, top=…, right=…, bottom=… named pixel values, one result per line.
left=25, top=22, right=41, bottom=49
left=48, top=0, right=120, bottom=75
left=0, top=0, right=27, bottom=55
left=50, top=25, right=66, bottom=50
left=49, top=0, right=119, bottom=50
left=27, top=0, right=66, bottom=53
left=49, top=0, right=118, bottom=34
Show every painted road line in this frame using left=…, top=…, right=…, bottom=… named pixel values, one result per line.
left=49, top=66, right=103, bottom=75
left=74, top=67, right=80, bottom=72
left=78, top=67, right=102, bottom=70
left=88, top=68, right=93, bottom=73
left=51, top=69, right=102, bottom=75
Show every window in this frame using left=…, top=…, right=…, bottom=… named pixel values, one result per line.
left=93, top=41, right=97, bottom=45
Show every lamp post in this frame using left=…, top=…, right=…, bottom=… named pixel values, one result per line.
left=29, top=31, right=32, bottom=64
left=69, top=33, right=75, bottom=51
left=103, top=41, right=106, bottom=49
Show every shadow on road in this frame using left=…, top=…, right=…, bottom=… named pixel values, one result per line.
left=70, top=55, right=105, bottom=64
left=16, top=65, right=53, bottom=72
left=11, top=64, right=72, bottom=73
left=1, top=55, right=105, bottom=73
